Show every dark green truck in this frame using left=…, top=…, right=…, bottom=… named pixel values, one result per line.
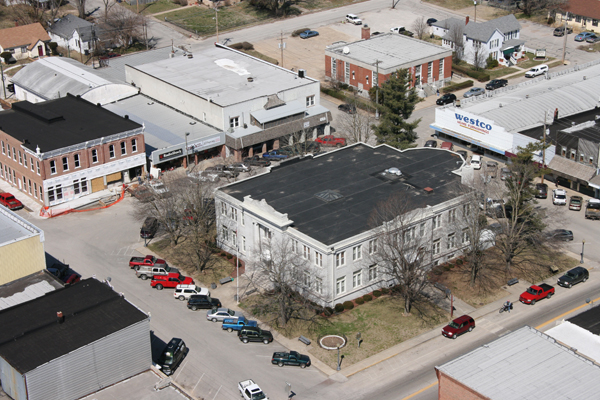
left=271, top=351, right=311, bottom=368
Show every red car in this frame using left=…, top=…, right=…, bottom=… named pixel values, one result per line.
left=151, top=273, right=194, bottom=290
left=315, top=135, right=346, bottom=147
left=441, top=315, right=475, bottom=339
left=0, top=192, right=23, bottom=210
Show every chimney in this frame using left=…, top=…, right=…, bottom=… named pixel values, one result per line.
left=57, top=311, right=65, bottom=324
left=466, top=16, right=470, bottom=25
left=362, top=25, right=371, bottom=40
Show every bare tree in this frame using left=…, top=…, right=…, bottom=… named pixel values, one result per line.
left=518, top=0, right=568, bottom=16
left=246, top=236, right=324, bottom=327
left=74, top=0, right=86, bottom=19
left=412, top=16, right=428, bottom=40
left=338, top=98, right=374, bottom=144
left=101, top=0, right=115, bottom=20
left=448, top=22, right=464, bottom=63
left=472, top=44, right=488, bottom=70
left=98, top=8, right=144, bottom=49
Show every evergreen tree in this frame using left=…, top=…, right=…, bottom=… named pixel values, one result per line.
left=373, top=69, right=422, bottom=149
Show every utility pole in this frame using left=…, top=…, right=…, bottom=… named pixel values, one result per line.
left=561, top=12, right=569, bottom=65
left=215, top=4, right=219, bottom=43
left=278, top=31, right=286, bottom=68
left=373, top=59, right=381, bottom=119
left=0, top=62, right=6, bottom=99
left=474, top=1, right=477, bottom=23
left=541, top=112, right=547, bottom=184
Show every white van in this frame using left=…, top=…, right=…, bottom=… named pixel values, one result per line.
left=471, top=154, right=482, bottom=170
left=525, top=64, right=548, bottom=78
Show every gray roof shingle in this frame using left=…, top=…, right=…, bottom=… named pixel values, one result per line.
left=48, top=14, right=96, bottom=42
left=464, top=14, right=521, bottom=42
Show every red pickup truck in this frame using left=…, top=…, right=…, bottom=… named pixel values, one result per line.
left=151, top=273, right=194, bottom=290
left=129, top=255, right=167, bottom=269
left=315, top=135, right=346, bottom=147
left=0, top=192, right=23, bottom=210
left=519, top=283, right=555, bottom=305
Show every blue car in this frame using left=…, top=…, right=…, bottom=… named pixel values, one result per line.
left=262, top=150, right=290, bottom=160
left=575, top=32, right=595, bottom=42
left=222, top=316, right=257, bottom=332
left=299, top=30, right=319, bottom=39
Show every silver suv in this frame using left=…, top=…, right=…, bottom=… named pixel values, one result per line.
left=136, top=265, right=178, bottom=280
left=346, top=14, right=362, bottom=25
left=174, top=284, right=210, bottom=300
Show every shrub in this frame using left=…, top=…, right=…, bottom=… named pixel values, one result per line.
left=343, top=301, right=354, bottom=310
left=320, top=86, right=346, bottom=101
left=325, top=307, right=334, bottom=316
left=292, top=28, right=311, bottom=37
left=363, top=294, right=373, bottom=302
left=48, top=42, right=59, bottom=56
left=452, top=65, right=490, bottom=82
left=455, top=259, right=464, bottom=266
left=486, top=57, right=499, bottom=69
left=334, top=303, right=344, bottom=313
left=0, top=52, right=12, bottom=64
left=381, top=288, right=390, bottom=295
left=355, top=297, right=365, bottom=305
left=226, top=254, right=233, bottom=259
left=441, top=80, right=473, bottom=94
left=229, top=42, right=254, bottom=50
left=373, top=290, right=382, bottom=297
left=547, top=17, right=554, bottom=25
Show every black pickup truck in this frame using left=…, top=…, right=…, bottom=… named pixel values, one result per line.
left=271, top=351, right=311, bottom=368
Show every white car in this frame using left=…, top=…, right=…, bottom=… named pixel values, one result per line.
left=173, top=284, right=210, bottom=300
left=552, top=189, right=567, bottom=205
left=206, top=307, right=244, bottom=322
left=525, top=64, right=548, bottom=78
left=149, top=181, right=168, bottom=195
left=346, top=14, right=362, bottom=25
left=471, top=155, right=482, bottom=170
left=390, top=26, right=405, bottom=34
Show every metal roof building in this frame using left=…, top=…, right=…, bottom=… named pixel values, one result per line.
left=0, top=270, right=63, bottom=310
left=436, top=325, right=600, bottom=400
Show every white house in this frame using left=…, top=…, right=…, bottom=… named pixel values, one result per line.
left=0, top=23, right=50, bottom=62
left=48, top=14, right=98, bottom=55
left=434, top=15, right=523, bottom=67
left=215, top=144, right=472, bottom=307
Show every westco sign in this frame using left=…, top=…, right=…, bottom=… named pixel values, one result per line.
left=454, top=113, right=492, bottom=135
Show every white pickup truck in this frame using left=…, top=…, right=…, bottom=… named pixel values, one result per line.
left=239, top=380, right=268, bottom=400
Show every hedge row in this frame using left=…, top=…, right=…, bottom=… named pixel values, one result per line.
left=320, top=86, right=377, bottom=113
left=441, top=80, right=473, bottom=94
left=452, top=65, right=490, bottom=82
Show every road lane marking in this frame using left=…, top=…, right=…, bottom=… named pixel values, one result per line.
left=192, top=373, right=204, bottom=393
left=536, top=295, right=600, bottom=330
left=401, top=381, right=437, bottom=400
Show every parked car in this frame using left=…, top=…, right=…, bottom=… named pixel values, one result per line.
left=157, top=338, right=187, bottom=376
left=535, top=183, right=548, bottom=199
left=485, top=79, right=508, bottom=90
left=206, top=307, right=244, bottom=322
left=585, top=198, right=600, bottom=219
left=239, top=380, right=268, bottom=400
left=299, top=30, right=319, bottom=39
left=238, top=326, right=274, bottom=344
left=187, top=294, right=222, bottom=310
left=140, top=217, right=158, bottom=239
left=187, top=170, right=220, bottom=183
left=440, top=141, right=453, bottom=151
left=525, top=64, right=548, bottom=77
left=271, top=351, right=311, bottom=368
left=315, top=135, right=346, bottom=147
left=587, top=34, right=600, bottom=43
left=470, top=154, right=482, bottom=170
left=424, top=140, right=437, bottom=148
left=485, top=161, right=498, bottom=178
left=243, top=155, right=271, bottom=167
left=204, top=165, right=239, bottom=178
left=262, top=149, right=290, bottom=160
left=552, top=188, right=567, bottom=205
left=575, top=31, right=595, bottom=41
left=519, top=283, right=554, bottom=305
left=436, top=93, right=456, bottom=105
left=553, top=26, right=573, bottom=36
left=129, top=255, right=167, bottom=269
left=390, top=26, right=414, bottom=36
left=500, top=167, right=512, bottom=181
left=426, top=18, right=437, bottom=26
left=463, top=87, right=485, bottom=98
left=569, top=195, right=583, bottom=211
left=222, top=316, right=258, bottom=332
left=338, top=103, right=357, bottom=114
left=346, top=14, right=362, bottom=25
left=441, top=315, right=475, bottom=339
left=174, top=284, right=209, bottom=300
left=456, top=150, right=468, bottom=160
left=149, top=181, right=168, bottom=196
left=557, top=266, right=589, bottom=288
left=546, top=229, right=573, bottom=242
left=136, top=265, right=178, bottom=280
left=0, top=192, right=23, bottom=210
left=150, top=272, right=194, bottom=290
left=226, top=163, right=252, bottom=173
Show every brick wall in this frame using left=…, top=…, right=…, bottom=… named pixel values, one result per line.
left=437, top=370, right=487, bottom=400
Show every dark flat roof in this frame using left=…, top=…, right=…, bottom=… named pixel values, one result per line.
left=0, top=278, right=147, bottom=374
left=568, top=304, right=600, bottom=335
left=0, top=94, right=142, bottom=153
left=519, top=108, right=600, bottom=142
left=221, top=144, right=464, bottom=245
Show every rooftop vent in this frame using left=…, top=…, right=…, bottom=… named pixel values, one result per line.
left=526, top=94, right=529, bottom=99
left=343, top=46, right=350, bottom=54
left=424, top=187, right=434, bottom=194
left=315, top=189, right=343, bottom=203
left=248, top=77, right=254, bottom=82
left=298, top=69, right=306, bottom=79
left=57, top=311, right=65, bottom=324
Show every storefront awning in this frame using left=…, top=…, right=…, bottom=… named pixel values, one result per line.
left=501, top=39, right=525, bottom=51
left=429, top=123, right=508, bottom=156
left=251, top=101, right=306, bottom=124
left=548, top=156, right=596, bottom=183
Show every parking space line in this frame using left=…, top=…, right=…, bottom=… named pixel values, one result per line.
left=192, top=373, right=204, bottom=394
left=173, top=358, right=190, bottom=381
left=212, top=385, right=222, bottom=400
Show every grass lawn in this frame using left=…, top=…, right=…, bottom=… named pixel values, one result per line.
left=121, top=0, right=183, bottom=15
left=240, top=293, right=447, bottom=370
left=488, top=67, right=519, bottom=79
left=518, top=52, right=555, bottom=69
left=301, top=0, right=366, bottom=11
left=423, top=0, right=475, bottom=10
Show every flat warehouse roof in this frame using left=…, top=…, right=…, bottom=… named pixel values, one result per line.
left=128, top=44, right=317, bottom=107
left=220, top=144, right=465, bottom=245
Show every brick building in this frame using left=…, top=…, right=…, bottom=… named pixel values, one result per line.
left=325, top=30, right=452, bottom=97
left=0, top=94, right=145, bottom=208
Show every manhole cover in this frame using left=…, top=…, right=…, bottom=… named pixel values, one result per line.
left=319, top=335, right=346, bottom=350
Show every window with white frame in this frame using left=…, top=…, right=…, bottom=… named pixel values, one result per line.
left=368, top=265, right=377, bottom=281
left=462, top=228, right=469, bottom=244
left=23, top=155, right=27, bottom=168
left=36, top=160, right=40, bottom=174
left=462, top=204, right=470, bottom=216
left=20, top=46, right=27, bottom=53
left=241, top=212, right=245, bottom=226
left=242, top=236, right=246, bottom=252
left=221, top=225, right=229, bottom=242
left=590, top=157, right=594, bottom=166
left=73, top=178, right=88, bottom=195
left=131, top=138, right=138, bottom=152
left=427, top=61, right=433, bottom=78
left=259, top=225, right=272, bottom=240
left=109, top=145, right=115, bottom=158
left=433, top=215, right=441, bottom=229
left=335, top=251, right=346, bottom=267
left=230, top=207, right=237, bottom=221
left=447, top=233, right=456, bottom=249
left=448, top=208, right=456, bottom=223
left=12, top=147, right=16, bottom=161
left=47, top=184, right=63, bottom=202
left=404, top=227, right=415, bottom=242
left=18, top=151, right=22, bottom=164
left=579, top=153, right=585, bottom=163
left=345, top=62, right=350, bottom=83
left=232, top=231, right=237, bottom=246
left=62, top=157, right=69, bottom=171
left=1, top=140, right=4, bottom=154
left=291, top=239, right=298, bottom=253
left=303, top=271, right=311, bottom=287
left=34, top=182, right=37, bottom=198
left=336, top=277, right=346, bottom=295
left=433, top=239, right=441, bottom=255
left=221, top=201, right=227, bottom=215
left=439, top=58, right=444, bottom=77
left=0, top=162, right=2, bottom=177
left=74, top=154, right=80, bottom=168
left=420, top=222, right=426, bottom=236
left=22, top=176, right=26, bottom=191
left=332, top=57, right=337, bottom=76
left=50, top=160, right=56, bottom=175
left=230, top=117, right=239, bottom=128
left=30, top=157, right=34, bottom=171
left=353, top=270, right=362, bottom=288
left=315, top=278, right=323, bottom=294
left=121, top=142, right=127, bottom=155
left=353, top=245, right=362, bottom=261
left=369, top=239, right=377, bottom=254
left=373, top=70, right=378, bottom=87
left=570, top=150, right=576, bottom=160
left=306, top=95, right=315, bottom=107
left=315, top=251, right=322, bottom=267
left=91, top=149, right=98, bottom=163
left=366, top=75, right=369, bottom=85
left=303, top=245, right=311, bottom=260
left=561, top=147, right=566, bottom=157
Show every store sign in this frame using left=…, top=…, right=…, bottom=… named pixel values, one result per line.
left=535, top=49, right=546, bottom=58
left=188, top=136, right=222, bottom=153
left=159, top=149, right=183, bottom=161
left=454, top=113, right=493, bottom=135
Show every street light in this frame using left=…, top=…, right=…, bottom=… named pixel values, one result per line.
left=184, top=132, right=190, bottom=169
left=581, top=239, right=585, bottom=263
left=337, top=346, right=344, bottom=371
left=474, top=1, right=477, bottom=23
